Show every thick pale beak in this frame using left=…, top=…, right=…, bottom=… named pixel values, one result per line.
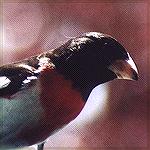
left=108, top=53, right=138, bottom=80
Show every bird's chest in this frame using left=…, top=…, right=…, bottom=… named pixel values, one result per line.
left=0, top=69, right=84, bottom=147
left=35, top=70, right=84, bottom=141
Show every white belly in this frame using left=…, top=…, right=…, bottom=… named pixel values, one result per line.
left=0, top=83, right=44, bottom=149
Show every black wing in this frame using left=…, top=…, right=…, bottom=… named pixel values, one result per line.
left=0, top=64, right=38, bottom=97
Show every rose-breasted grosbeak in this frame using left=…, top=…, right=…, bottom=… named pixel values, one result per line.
left=0, top=32, right=138, bottom=150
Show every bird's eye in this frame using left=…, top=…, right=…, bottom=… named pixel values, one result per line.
left=0, top=76, right=11, bottom=89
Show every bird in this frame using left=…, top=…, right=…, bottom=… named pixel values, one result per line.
left=0, top=32, right=138, bottom=150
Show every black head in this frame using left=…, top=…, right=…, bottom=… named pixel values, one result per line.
left=52, top=32, right=138, bottom=100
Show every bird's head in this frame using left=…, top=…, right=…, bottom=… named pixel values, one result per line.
left=81, top=32, right=138, bottom=81
left=52, top=32, right=138, bottom=99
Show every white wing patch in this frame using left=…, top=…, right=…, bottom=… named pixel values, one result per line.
left=0, top=76, right=11, bottom=89
left=23, top=76, right=38, bottom=84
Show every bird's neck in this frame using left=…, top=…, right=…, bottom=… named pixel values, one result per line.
left=54, top=66, right=100, bottom=101
left=41, top=50, right=109, bottom=101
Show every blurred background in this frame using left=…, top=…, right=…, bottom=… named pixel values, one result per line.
left=1, top=1, right=149, bottom=150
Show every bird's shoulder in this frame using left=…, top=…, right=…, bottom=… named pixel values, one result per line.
left=0, top=53, right=57, bottom=98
